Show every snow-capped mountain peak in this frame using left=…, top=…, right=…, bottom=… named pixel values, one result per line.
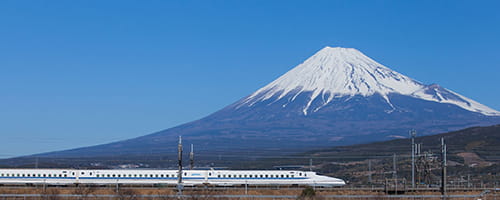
left=238, top=46, right=500, bottom=116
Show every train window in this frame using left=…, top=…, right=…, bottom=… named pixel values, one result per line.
left=244, top=175, right=247, bottom=178
left=265, top=175, right=268, bottom=178
left=287, top=175, right=290, bottom=178
left=209, top=173, right=212, bottom=176
left=160, top=174, right=164, bottom=178
left=64, top=174, right=67, bottom=177
left=112, top=174, right=116, bottom=177
left=1, top=174, right=3, bottom=176
left=48, top=174, right=51, bottom=177
left=249, top=175, right=252, bottom=178
left=155, top=174, right=158, bottom=177
left=239, top=175, right=242, bottom=178
left=72, top=172, right=75, bottom=176
left=33, top=174, right=36, bottom=177
left=260, top=175, right=263, bottom=178
left=305, top=174, right=307, bottom=177
left=21, top=174, right=25, bottom=177
left=90, top=173, right=92, bottom=176
left=299, top=173, right=302, bottom=176
left=228, top=175, right=231, bottom=178
left=223, top=175, right=226, bottom=178
left=43, top=174, right=46, bottom=177
left=166, top=174, right=169, bottom=178
left=184, top=173, right=187, bottom=176
left=117, top=175, right=121, bottom=177
left=96, top=175, right=100, bottom=177
left=149, top=174, right=152, bottom=177
left=217, top=175, right=220, bottom=178
left=81, top=172, right=84, bottom=175
left=139, top=174, right=143, bottom=177
left=281, top=175, right=284, bottom=178
left=107, top=174, right=110, bottom=177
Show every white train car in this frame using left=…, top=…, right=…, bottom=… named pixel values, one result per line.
left=0, top=169, right=345, bottom=187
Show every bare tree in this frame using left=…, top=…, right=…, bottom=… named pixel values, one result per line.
left=40, top=188, right=60, bottom=200
left=73, top=185, right=97, bottom=200
left=116, top=188, right=138, bottom=200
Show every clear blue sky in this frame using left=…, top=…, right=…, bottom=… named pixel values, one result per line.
left=1, top=0, right=499, bottom=158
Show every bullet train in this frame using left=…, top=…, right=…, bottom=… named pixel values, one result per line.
left=0, top=168, right=345, bottom=187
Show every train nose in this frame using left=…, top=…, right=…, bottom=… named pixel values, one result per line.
left=328, top=178, right=345, bottom=186
left=316, top=176, right=346, bottom=186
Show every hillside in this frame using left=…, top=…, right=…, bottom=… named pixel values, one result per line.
left=244, top=124, right=500, bottom=186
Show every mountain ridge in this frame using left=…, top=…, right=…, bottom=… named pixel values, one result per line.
left=12, top=46, right=500, bottom=159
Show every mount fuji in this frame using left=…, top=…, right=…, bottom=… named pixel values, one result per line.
left=34, top=47, right=500, bottom=157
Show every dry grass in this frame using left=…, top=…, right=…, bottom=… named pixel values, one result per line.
left=0, top=185, right=492, bottom=200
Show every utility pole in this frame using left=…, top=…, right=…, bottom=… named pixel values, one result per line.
left=393, top=153, right=397, bottom=193
left=309, top=158, right=313, bottom=171
left=467, top=174, right=470, bottom=188
left=368, top=160, right=372, bottom=183
left=410, top=130, right=416, bottom=189
left=441, top=137, right=447, bottom=197
left=177, top=136, right=183, bottom=197
left=189, top=144, right=194, bottom=170
left=393, top=153, right=397, bottom=180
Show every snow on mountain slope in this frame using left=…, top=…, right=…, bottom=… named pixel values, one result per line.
left=238, top=47, right=500, bottom=116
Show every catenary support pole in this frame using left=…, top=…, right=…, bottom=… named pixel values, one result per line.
left=189, top=144, right=194, bottom=170
left=177, top=136, right=183, bottom=197
left=368, top=160, right=372, bottom=183
left=410, top=130, right=416, bottom=189
left=441, top=137, right=447, bottom=197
